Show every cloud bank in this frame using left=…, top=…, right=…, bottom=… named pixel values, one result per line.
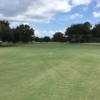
left=0, top=0, right=93, bottom=23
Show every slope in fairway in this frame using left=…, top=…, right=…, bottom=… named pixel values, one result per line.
left=0, top=43, right=100, bottom=100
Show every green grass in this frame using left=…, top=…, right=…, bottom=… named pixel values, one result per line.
left=0, top=42, right=100, bottom=100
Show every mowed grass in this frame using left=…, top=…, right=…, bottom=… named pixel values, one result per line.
left=0, top=43, right=100, bottom=100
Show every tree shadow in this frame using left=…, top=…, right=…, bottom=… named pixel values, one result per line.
left=0, top=43, right=16, bottom=48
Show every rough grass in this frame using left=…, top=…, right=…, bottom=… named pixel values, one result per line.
left=0, top=43, right=100, bottom=100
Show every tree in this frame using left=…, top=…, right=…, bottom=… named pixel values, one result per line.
left=92, top=23, right=100, bottom=37
left=13, top=24, right=34, bottom=43
left=0, top=20, right=35, bottom=43
left=53, top=32, right=66, bottom=42
left=43, top=36, right=51, bottom=42
left=65, top=22, right=92, bottom=43
left=82, top=22, right=92, bottom=42
left=0, top=20, right=11, bottom=42
left=34, top=36, right=51, bottom=42
left=91, top=23, right=100, bottom=42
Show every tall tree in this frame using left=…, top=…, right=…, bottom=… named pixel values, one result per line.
left=0, top=20, right=11, bottom=42
left=92, top=23, right=100, bottom=37
left=13, top=24, right=34, bottom=43
left=91, top=23, right=100, bottom=42
left=65, top=22, right=92, bottom=43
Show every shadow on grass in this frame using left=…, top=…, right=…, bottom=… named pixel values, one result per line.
left=0, top=43, right=16, bottom=48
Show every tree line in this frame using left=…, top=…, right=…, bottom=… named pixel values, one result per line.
left=0, top=20, right=34, bottom=43
left=0, top=20, right=100, bottom=43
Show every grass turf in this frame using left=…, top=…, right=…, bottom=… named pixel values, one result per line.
left=0, top=43, right=100, bottom=100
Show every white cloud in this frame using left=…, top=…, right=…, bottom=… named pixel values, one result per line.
left=69, top=13, right=83, bottom=19
left=0, top=0, right=72, bottom=23
left=35, top=28, right=65, bottom=37
left=72, top=0, right=92, bottom=6
left=93, top=12, right=100, bottom=18
left=35, top=29, right=54, bottom=37
left=10, top=21, right=29, bottom=28
left=10, top=22, right=20, bottom=28
left=0, top=0, right=93, bottom=24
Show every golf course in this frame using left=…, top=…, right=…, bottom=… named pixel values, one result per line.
left=0, top=43, right=100, bottom=100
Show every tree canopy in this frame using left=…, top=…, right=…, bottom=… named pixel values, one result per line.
left=0, top=20, right=34, bottom=43
left=65, top=22, right=93, bottom=43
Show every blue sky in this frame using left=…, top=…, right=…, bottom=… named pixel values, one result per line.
left=0, top=0, right=100, bottom=37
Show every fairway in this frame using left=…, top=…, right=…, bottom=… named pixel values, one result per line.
left=0, top=43, right=100, bottom=100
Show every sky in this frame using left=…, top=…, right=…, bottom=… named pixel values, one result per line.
left=0, top=0, right=100, bottom=37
